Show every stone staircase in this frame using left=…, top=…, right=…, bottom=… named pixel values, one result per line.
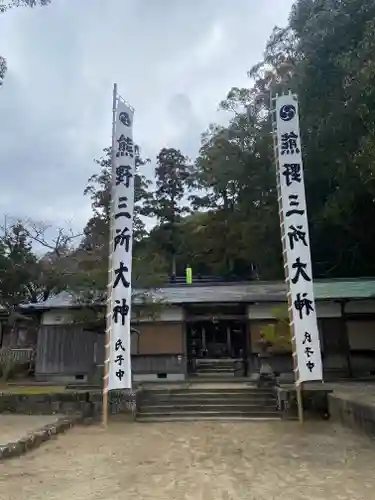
left=136, top=385, right=280, bottom=422
left=194, top=359, right=241, bottom=377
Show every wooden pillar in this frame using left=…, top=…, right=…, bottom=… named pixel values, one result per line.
left=181, top=319, right=188, bottom=378
left=242, top=321, right=248, bottom=376
left=202, top=325, right=206, bottom=354
left=226, top=324, right=231, bottom=356
left=245, top=304, right=253, bottom=377
left=340, top=300, right=353, bottom=378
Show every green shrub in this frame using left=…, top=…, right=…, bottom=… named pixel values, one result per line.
left=261, top=305, right=292, bottom=352
left=0, top=356, right=17, bottom=381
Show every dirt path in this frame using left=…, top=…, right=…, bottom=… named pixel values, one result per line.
left=0, top=415, right=64, bottom=444
left=1, top=420, right=374, bottom=500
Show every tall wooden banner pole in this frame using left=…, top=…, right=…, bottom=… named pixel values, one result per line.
left=102, top=82, right=118, bottom=427
left=271, top=91, right=304, bottom=424
left=296, top=383, right=304, bottom=424
left=272, top=89, right=324, bottom=422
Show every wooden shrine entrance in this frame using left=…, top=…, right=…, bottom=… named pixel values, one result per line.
left=187, top=319, right=246, bottom=359
left=185, top=304, right=248, bottom=376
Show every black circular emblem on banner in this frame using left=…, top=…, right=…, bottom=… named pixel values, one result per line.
left=119, top=111, right=131, bottom=127
left=279, top=104, right=296, bottom=122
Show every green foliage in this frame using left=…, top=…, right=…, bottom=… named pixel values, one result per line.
left=82, top=146, right=152, bottom=250
left=144, top=148, right=192, bottom=276
left=0, top=358, right=15, bottom=382
left=247, top=0, right=375, bottom=278
left=150, top=0, right=375, bottom=281
left=0, top=220, right=76, bottom=309
left=4, top=0, right=375, bottom=311
left=147, top=148, right=191, bottom=222
left=260, top=305, right=291, bottom=351
left=187, top=94, right=282, bottom=278
left=0, top=348, right=33, bottom=382
left=0, top=0, right=51, bottom=12
left=0, top=56, right=6, bottom=87
left=69, top=146, right=168, bottom=322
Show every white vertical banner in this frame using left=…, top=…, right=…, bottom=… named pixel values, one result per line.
left=108, top=97, right=135, bottom=390
left=275, top=94, right=323, bottom=383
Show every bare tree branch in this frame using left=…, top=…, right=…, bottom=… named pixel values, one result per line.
left=0, top=217, right=82, bottom=257
left=0, top=216, right=84, bottom=307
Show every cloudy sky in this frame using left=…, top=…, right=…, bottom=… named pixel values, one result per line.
left=0, top=0, right=294, bottom=234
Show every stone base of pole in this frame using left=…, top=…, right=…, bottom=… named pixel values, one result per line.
left=256, top=352, right=276, bottom=388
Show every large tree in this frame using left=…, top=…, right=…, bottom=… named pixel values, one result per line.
left=145, top=148, right=192, bottom=278
left=0, top=217, right=80, bottom=308
left=77, top=0, right=375, bottom=282
left=170, top=0, right=375, bottom=281
left=5, top=0, right=375, bottom=292
left=221, top=0, right=375, bottom=279
left=189, top=89, right=282, bottom=279
left=289, top=0, right=375, bottom=277
left=76, top=146, right=167, bottom=303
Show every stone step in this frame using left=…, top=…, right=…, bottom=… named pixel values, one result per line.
left=136, top=410, right=280, bottom=421
left=137, top=384, right=280, bottom=422
left=196, top=365, right=238, bottom=367
left=65, top=384, right=101, bottom=390
left=141, top=403, right=277, bottom=410
left=139, top=403, right=277, bottom=413
left=196, top=372, right=235, bottom=377
left=139, top=396, right=277, bottom=405
left=196, top=367, right=235, bottom=371
left=196, top=367, right=236, bottom=372
left=139, top=396, right=276, bottom=405
left=136, top=415, right=281, bottom=422
left=141, top=396, right=277, bottom=405
left=196, top=360, right=237, bottom=364
left=186, top=377, right=253, bottom=382
left=196, top=363, right=237, bottom=368
left=142, top=398, right=277, bottom=404
left=143, top=389, right=275, bottom=396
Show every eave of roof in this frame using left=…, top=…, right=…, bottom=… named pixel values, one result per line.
left=17, top=277, right=375, bottom=311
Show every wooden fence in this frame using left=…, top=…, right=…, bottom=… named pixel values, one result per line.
left=36, top=325, right=98, bottom=376
left=0, top=348, right=34, bottom=365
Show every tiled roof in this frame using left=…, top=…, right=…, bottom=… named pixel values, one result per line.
left=314, top=279, right=375, bottom=300
left=18, top=278, right=375, bottom=310
left=154, top=282, right=285, bottom=304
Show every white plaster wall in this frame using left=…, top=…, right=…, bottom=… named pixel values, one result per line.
left=41, top=309, right=73, bottom=325
left=135, top=306, right=184, bottom=323
left=41, top=306, right=184, bottom=326
left=247, top=301, right=341, bottom=319
left=247, top=302, right=284, bottom=319
left=316, top=302, right=342, bottom=318
left=347, top=320, right=375, bottom=350
left=345, top=300, right=375, bottom=314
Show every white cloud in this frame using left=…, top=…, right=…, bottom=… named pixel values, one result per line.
left=0, top=0, right=295, bottom=232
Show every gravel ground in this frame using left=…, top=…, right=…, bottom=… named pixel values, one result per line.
left=0, top=415, right=64, bottom=444
left=1, top=419, right=375, bottom=500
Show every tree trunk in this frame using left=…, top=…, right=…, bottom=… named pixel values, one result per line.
left=171, top=253, right=176, bottom=279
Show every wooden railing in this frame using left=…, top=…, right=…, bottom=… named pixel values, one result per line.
left=0, top=348, right=35, bottom=366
